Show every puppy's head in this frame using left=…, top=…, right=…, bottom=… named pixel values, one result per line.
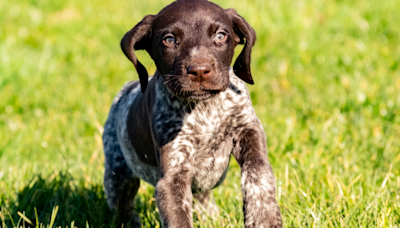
left=121, top=0, right=256, bottom=100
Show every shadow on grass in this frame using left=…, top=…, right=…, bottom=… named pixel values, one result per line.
left=1, top=172, right=161, bottom=228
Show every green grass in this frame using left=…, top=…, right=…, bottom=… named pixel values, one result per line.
left=1, top=0, right=399, bottom=227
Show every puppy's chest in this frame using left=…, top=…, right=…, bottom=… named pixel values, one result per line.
left=155, top=100, right=237, bottom=190
left=153, top=81, right=254, bottom=190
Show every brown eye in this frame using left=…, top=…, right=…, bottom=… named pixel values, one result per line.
left=163, top=36, right=176, bottom=46
left=214, top=32, right=226, bottom=42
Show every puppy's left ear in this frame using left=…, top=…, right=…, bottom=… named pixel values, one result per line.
left=121, top=15, right=155, bottom=93
left=225, top=9, right=256, bottom=84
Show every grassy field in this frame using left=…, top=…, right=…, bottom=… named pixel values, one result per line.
left=1, top=0, right=399, bottom=227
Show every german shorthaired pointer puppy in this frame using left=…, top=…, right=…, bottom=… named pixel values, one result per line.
left=103, top=0, right=282, bottom=227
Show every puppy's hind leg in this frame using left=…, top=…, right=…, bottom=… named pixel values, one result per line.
left=104, top=138, right=141, bottom=227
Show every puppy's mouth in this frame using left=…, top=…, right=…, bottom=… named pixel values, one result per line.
left=163, top=75, right=223, bottom=101
left=186, top=90, right=219, bottom=101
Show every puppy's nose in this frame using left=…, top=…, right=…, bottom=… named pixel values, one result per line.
left=187, top=63, right=212, bottom=82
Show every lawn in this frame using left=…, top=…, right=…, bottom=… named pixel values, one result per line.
left=0, top=0, right=399, bottom=227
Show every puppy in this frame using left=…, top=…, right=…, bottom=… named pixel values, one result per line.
left=102, top=0, right=282, bottom=227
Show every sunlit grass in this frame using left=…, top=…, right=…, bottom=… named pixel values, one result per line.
left=0, top=0, right=399, bottom=227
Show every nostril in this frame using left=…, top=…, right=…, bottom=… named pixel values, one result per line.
left=199, top=65, right=212, bottom=74
left=187, top=65, right=198, bottom=76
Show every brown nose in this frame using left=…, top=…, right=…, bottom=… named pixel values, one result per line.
left=187, top=63, right=212, bottom=82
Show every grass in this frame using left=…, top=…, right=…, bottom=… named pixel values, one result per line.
left=0, top=0, right=399, bottom=227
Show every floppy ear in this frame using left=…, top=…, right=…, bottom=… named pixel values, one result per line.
left=225, top=9, right=256, bottom=84
left=121, top=15, right=155, bottom=93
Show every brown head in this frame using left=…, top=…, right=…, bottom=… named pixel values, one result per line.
left=121, top=0, right=256, bottom=100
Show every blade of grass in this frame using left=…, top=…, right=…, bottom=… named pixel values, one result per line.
left=380, top=163, right=393, bottom=189
left=15, top=215, right=23, bottom=228
left=49, top=206, right=59, bottom=228
left=0, top=208, right=7, bottom=228
left=35, top=207, right=40, bottom=227
left=18, top=211, right=34, bottom=226
left=7, top=210, right=16, bottom=228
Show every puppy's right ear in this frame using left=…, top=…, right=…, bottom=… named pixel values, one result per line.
left=225, top=9, right=256, bottom=85
left=121, top=15, right=155, bottom=93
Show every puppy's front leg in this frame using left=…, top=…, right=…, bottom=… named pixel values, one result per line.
left=155, top=145, right=193, bottom=228
left=233, top=124, right=282, bottom=228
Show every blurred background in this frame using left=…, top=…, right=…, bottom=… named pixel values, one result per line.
left=0, top=0, right=399, bottom=227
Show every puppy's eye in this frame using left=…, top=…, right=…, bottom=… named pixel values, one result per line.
left=163, top=36, right=176, bottom=47
left=214, top=32, right=226, bottom=42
